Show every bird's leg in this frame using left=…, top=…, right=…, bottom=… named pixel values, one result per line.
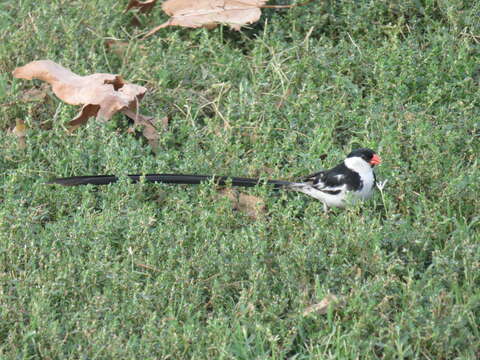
left=323, top=202, right=328, bottom=213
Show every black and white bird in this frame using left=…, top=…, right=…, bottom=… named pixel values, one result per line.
left=48, top=148, right=381, bottom=210
left=289, top=148, right=382, bottom=210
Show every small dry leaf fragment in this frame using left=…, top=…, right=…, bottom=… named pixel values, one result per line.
left=142, top=0, right=268, bottom=38
left=276, top=88, right=292, bottom=109
left=104, top=40, right=130, bottom=57
left=161, top=116, right=169, bottom=131
left=122, top=108, right=161, bottom=151
left=20, top=84, right=50, bottom=103
left=250, top=166, right=275, bottom=178
left=104, top=40, right=146, bottom=57
left=127, top=0, right=158, bottom=13
left=12, top=60, right=147, bottom=126
left=303, top=294, right=344, bottom=316
left=130, top=15, right=143, bottom=27
left=219, top=188, right=266, bottom=219
left=12, top=119, right=27, bottom=149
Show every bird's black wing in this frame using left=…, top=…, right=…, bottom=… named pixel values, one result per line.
left=306, top=163, right=361, bottom=195
left=301, top=170, right=325, bottom=183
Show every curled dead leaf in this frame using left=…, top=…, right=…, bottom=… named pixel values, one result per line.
left=303, top=294, right=345, bottom=316
left=142, top=0, right=268, bottom=38
left=13, top=60, right=147, bottom=127
left=13, top=60, right=161, bottom=149
left=134, top=0, right=317, bottom=38
left=218, top=188, right=266, bottom=219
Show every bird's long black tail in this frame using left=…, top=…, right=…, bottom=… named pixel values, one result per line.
left=46, top=174, right=293, bottom=189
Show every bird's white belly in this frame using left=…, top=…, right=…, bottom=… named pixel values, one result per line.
left=290, top=183, right=348, bottom=208
left=357, top=171, right=375, bottom=200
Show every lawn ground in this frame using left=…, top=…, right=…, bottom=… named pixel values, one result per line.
left=1, top=0, right=479, bottom=358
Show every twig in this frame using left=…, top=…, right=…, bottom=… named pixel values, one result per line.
left=347, top=32, right=362, bottom=55
left=135, top=263, right=160, bottom=272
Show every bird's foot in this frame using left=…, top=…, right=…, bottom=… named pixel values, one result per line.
left=376, top=179, right=388, bottom=191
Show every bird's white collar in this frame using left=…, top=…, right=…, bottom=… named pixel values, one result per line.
left=344, top=156, right=372, bottom=175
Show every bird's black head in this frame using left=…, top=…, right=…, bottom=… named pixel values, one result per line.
left=347, top=148, right=382, bottom=167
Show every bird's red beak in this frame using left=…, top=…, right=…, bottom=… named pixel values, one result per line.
left=370, top=154, right=382, bottom=166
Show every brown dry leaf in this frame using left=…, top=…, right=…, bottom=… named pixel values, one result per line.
left=12, top=119, right=27, bottom=149
left=143, top=0, right=268, bottom=38
left=303, top=294, right=345, bottom=316
left=12, top=60, right=147, bottom=128
left=127, top=0, right=158, bottom=13
left=219, top=188, right=266, bottom=219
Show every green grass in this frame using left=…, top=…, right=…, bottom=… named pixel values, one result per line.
left=1, top=0, right=479, bottom=358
